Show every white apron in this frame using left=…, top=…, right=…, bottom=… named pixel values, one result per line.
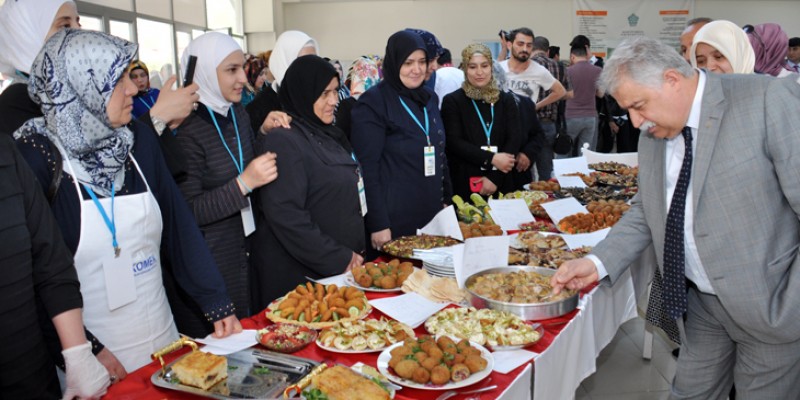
left=64, top=152, right=178, bottom=372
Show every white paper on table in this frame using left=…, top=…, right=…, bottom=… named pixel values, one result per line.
left=452, top=236, right=510, bottom=288
left=556, top=175, right=587, bottom=189
left=369, top=292, right=449, bottom=328
left=487, top=198, right=534, bottom=232
left=561, top=228, right=611, bottom=250
left=583, top=148, right=638, bottom=167
left=491, top=349, right=537, bottom=374
left=417, top=205, right=463, bottom=241
left=194, top=329, right=259, bottom=355
left=553, top=156, right=591, bottom=176
left=539, top=197, right=587, bottom=226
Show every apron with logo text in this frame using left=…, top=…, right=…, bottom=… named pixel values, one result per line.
left=64, top=152, right=178, bottom=372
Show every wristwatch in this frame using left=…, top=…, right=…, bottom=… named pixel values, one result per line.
left=150, top=115, right=167, bottom=136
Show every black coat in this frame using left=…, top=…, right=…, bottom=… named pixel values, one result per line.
left=350, top=82, right=452, bottom=238
left=442, top=89, right=522, bottom=198
left=249, top=119, right=365, bottom=310
left=0, top=134, right=80, bottom=398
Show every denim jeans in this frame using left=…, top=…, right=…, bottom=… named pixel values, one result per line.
left=535, top=121, right=556, bottom=180
left=557, top=116, right=597, bottom=158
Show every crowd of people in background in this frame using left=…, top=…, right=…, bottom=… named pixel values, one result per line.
left=0, top=0, right=798, bottom=397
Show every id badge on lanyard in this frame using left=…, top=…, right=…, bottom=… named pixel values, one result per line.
left=208, top=105, right=256, bottom=236
left=399, top=97, right=436, bottom=178
left=424, top=146, right=436, bottom=177
left=352, top=153, right=368, bottom=216
left=103, top=250, right=137, bottom=310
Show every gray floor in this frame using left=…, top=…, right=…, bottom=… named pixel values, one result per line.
left=575, top=317, right=678, bottom=400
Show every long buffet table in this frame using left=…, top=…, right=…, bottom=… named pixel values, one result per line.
left=103, top=268, right=635, bottom=400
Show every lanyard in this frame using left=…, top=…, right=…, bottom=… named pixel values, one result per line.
left=207, top=105, right=244, bottom=174
left=137, top=94, right=155, bottom=110
left=398, top=97, right=431, bottom=146
left=471, top=99, right=494, bottom=145
left=83, top=182, right=120, bottom=257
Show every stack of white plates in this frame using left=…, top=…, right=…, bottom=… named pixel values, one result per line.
left=413, top=248, right=456, bottom=278
left=422, top=260, right=455, bottom=277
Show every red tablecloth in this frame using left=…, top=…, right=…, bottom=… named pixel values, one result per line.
left=105, top=286, right=593, bottom=400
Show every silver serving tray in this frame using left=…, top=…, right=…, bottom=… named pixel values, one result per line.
left=465, top=266, right=579, bottom=320
left=151, top=348, right=320, bottom=399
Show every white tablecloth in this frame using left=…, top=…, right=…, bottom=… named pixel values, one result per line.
left=532, top=269, right=638, bottom=399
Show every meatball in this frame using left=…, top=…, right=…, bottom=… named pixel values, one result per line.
left=394, top=359, right=420, bottom=380
left=450, top=363, right=471, bottom=382
left=411, top=366, right=431, bottom=384
left=464, top=355, right=488, bottom=373
left=430, top=364, right=451, bottom=385
left=355, top=273, right=373, bottom=288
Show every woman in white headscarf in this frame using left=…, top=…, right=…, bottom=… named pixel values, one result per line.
left=15, top=28, right=241, bottom=376
left=176, top=32, right=278, bottom=335
left=245, top=30, right=318, bottom=134
left=690, top=20, right=755, bottom=74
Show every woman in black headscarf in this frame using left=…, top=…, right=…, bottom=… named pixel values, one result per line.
left=351, top=31, right=452, bottom=257
left=249, top=55, right=366, bottom=309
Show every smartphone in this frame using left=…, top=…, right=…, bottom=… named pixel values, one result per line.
left=183, top=55, right=197, bottom=87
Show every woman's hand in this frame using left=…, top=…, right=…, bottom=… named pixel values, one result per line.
left=515, top=152, right=531, bottom=172
left=491, top=152, right=516, bottom=173
left=259, top=111, right=292, bottom=134
left=239, top=152, right=278, bottom=194
left=212, top=315, right=243, bottom=338
left=345, top=252, right=364, bottom=272
left=149, top=76, right=200, bottom=129
left=96, top=348, right=127, bottom=384
left=479, top=177, right=498, bottom=196
left=371, top=229, right=392, bottom=250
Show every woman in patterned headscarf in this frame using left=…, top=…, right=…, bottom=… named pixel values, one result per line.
left=14, top=29, right=241, bottom=373
left=335, top=56, right=382, bottom=138
left=441, top=43, right=522, bottom=199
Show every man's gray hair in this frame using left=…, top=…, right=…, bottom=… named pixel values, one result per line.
left=598, top=36, right=695, bottom=95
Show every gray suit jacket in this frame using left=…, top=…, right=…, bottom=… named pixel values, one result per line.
left=593, top=73, right=800, bottom=343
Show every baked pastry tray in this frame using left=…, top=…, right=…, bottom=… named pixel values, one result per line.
left=151, top=348, right=320, bottom=399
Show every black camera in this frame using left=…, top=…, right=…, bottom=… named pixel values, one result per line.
left=499, top=30, right=513, bottom=42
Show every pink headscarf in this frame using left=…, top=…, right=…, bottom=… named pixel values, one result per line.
left=747, top=23, right=791, bottom=77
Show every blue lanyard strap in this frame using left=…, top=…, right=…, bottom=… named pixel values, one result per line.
left=398, top=97, right=430, bottom=146
left=206, top=105, right=244, bottom=174
left=83, top=182, right=119, bottom=256
left=471, top=99, right=494, bottom=145
left=137, top=94, right=154, bottom=110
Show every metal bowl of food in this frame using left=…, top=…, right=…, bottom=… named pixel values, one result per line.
left=464, top=266, right=579, bottom=320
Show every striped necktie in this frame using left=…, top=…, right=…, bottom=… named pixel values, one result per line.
left=663, top=126, right=693, bottom=319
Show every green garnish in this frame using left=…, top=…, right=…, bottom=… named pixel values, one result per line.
left=169, top=376, right=180, bottom=384
left=371, top=377, right=391, bottom=394
left=253, top=366, right=270, bottom=375
left=228, top=365, right=238, bottom=370
left=301, top=388, right=328, bottom=400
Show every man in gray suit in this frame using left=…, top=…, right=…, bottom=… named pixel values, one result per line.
left=551, top=36, right=800, bottom=399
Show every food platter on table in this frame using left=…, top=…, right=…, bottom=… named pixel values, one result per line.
left=256, top=323, right=317, bottom=353
left=588, top=161, right=635, bottom=174
left=265, top=283, right=371, bottom=329
left=315, top=317, right=415, bottom=354
left=381, top=234, right=462, bottom=259
left=424, top=307, right=543, bottom=350
left=376, top=338, right=494, bottom=391
left=347, top=259, right=416, bottom=292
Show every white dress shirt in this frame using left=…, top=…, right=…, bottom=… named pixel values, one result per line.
left=591, top=70, right=714, bottom=294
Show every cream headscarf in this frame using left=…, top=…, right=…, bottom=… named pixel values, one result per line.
left=0, top=0, right=72, bottom=79
left=460, top=43, right=500, bottom=104
left=181, top=32, right=243, bottom=116
left=690, top=20, right=755, bottom=74
left=269, top=30, right=319, bottom=91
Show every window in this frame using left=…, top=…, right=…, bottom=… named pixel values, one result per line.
left=136, top=18, right=175, bottom=89
left=80, top=15, right=104, bottom=32
left=110, top=20, right=133, bottom=41
left=206, top=0, right=243, bottom=36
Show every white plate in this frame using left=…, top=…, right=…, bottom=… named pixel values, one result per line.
left=376, top=341, right=494, bottom=390
left=315, top=337, right=387, bottom=354
left=344, top=274, right=404, bottom=293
